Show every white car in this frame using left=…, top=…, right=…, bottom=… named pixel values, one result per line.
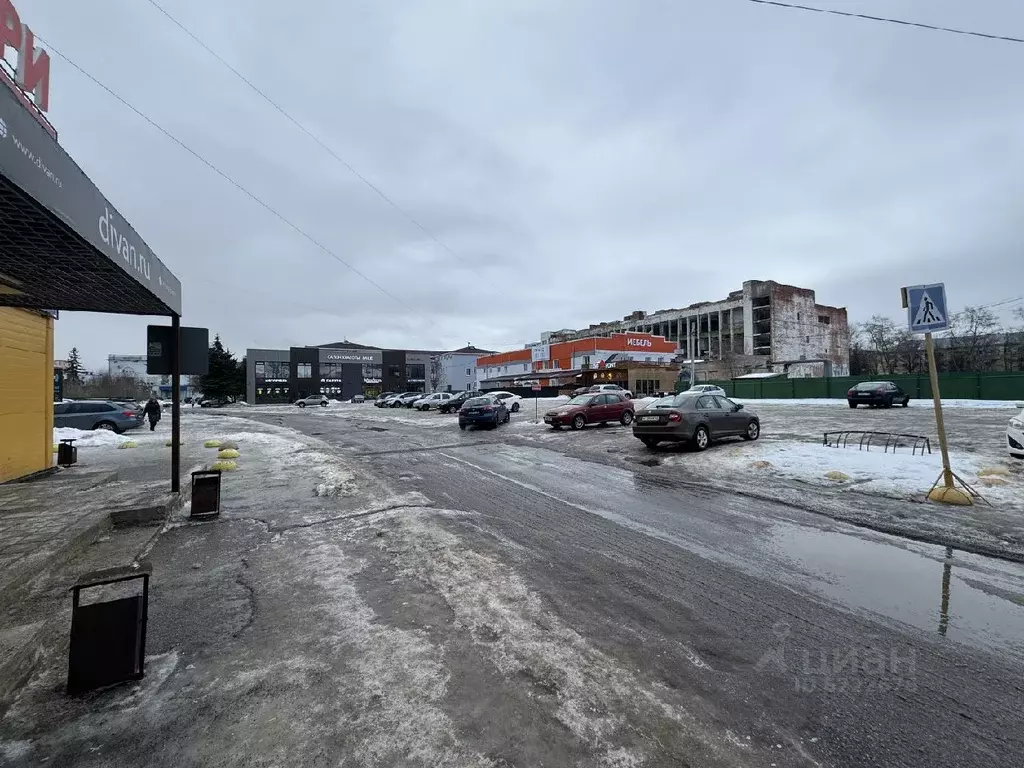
left=589, top=383, right=633, bottom=399
left=488, top=391, right=522, bottom=413
left=413, top=392, right=454, bottom=411
left=1008, top=405, right=1024, bottom=460
left=684, top=384, right=727, bottom=397
left=295, top=394, right=329, bottom=408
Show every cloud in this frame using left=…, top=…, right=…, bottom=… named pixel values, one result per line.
left=25, top=0, right=1024, bottom=370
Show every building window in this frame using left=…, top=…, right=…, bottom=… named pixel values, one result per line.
left=406, top=364, right=425, bottom=380
left=818, top=315, right=831, bottom=324
left=797, top=312, right=801, bottom=321
left=805, top=336, right=810, bottom=343
left=387, top=364, right=401, bottom=379
left=255, top=362, right=265, bottom=377
left=296, top=363, right=312, bottom=378
left=466, top=368, right=472, bottom=376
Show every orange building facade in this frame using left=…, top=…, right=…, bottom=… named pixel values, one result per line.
left=477, top=332, right=678, bottom=388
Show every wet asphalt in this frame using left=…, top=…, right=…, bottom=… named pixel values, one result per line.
left=236, top=403, right=1024, bottom=768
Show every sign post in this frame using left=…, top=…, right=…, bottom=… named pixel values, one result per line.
left=532, top=384, right=542, bottom=422
left=903, top=283, right=980, bottom=506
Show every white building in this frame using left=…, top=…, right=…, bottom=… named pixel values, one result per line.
left=438, top=345, right=494, bottom=393
left=108, top=354, right=165, bottom=394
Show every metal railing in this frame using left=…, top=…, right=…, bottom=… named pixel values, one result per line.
left=823, top=430, right=932, bottom=456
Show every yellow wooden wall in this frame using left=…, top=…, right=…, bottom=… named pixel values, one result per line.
left=0, top=307, right=54, bottom=482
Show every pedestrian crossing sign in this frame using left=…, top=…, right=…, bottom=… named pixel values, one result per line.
left=905, top=283, right=949, bottom=333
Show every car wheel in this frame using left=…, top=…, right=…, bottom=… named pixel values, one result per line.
left=692, top=425, right=710, bottom=451
left=848, top=401, right=856, bottom=408
left=511, top=402, right=520, bottom=412
left=621, top=410, right=634, bottom=426
left=571, top=414, right=586, bottom=430
left=95, top=421, right=116, bottom=431
left=298, top=402, right=306, bottom=408
left=743, top=420, right=760, bottom=441
left=640, top=437, right=659, bottom=449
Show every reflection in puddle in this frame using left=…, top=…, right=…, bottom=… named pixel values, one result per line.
left=765, top=525, right=1024, bottom=655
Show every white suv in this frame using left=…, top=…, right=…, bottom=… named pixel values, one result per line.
left=296, top=394, right=329, bottom=408
left=413, top=392, right=454, bottom=411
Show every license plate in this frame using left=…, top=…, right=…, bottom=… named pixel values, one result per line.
left=641, top=416, right=660, bottom=423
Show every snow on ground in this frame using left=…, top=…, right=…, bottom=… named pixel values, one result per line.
left=53, top=426, right=131, bottom=447
left=732, top=398, right=1022, bottom=409
left=661, top=439, right=1024, bottom=507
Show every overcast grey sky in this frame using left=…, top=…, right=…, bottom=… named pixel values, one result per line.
left=29, top=0, right=1024, bottom=370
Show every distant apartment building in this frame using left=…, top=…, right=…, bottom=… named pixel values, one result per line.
left=108, top=354, right=164, bottom=393
left=547, top=279, right=849, bottom=378
left=438, top=345, right=495, bottom=392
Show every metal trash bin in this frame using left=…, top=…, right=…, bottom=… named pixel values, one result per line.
left=57, top=438, right=78, bottom=468
left=190, top=469, right=222, bottom=519
left=67, top=561, right=151, bottom=695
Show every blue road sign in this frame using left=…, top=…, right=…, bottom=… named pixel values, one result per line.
left=906, top=283, right=949, bottom=333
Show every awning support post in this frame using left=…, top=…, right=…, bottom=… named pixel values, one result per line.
left=171, top=314, right=181, bottom=493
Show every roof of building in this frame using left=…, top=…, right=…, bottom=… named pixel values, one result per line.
left=447, top=345, right=496, bottom=355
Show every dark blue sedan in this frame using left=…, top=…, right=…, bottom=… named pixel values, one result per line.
left=458, top=395, right=510, bottom=430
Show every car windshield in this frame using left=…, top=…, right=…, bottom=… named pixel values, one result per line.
left=566, top=395, right=595, bottom=406
left=464, top=397, right=491, bottom=407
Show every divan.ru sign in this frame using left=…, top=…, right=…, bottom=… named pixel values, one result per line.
left=626, top=337, right=653, bottom=348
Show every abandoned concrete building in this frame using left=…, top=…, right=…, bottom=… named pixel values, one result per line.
left=546, top=280, right=850, bottom=378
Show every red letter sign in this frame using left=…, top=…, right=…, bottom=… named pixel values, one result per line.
left=0, top=0, right=50, bottom=112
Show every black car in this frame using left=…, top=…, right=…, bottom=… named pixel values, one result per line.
left=439, top=390, right=479, bottom=414
left=846, top=381, right=910, bottom=408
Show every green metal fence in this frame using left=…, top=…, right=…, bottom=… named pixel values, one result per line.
left=679, top=372, right=1024, bottom=401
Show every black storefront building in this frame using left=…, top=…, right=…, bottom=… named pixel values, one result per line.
left=247, top=342, right=436, bottom=404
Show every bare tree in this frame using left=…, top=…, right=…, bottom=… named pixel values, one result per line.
left=944, top=306, right=1001, bottom=372
left=848, top=325, right=873, bottom=376
left=859, top=316, right=905, bottom=374
left=65, top=374, right=151, bottom=402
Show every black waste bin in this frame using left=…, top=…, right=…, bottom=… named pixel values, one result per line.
left=57, top=438, right=77, bottom=468
left=191, top=469, right=222, bottom=519
left=67, top=562, right=151, bottom=695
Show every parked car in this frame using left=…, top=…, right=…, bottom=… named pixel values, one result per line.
left=199, top=397, right=232, bottom=408
left=847, top=381, right=909, bottom=408
left=683, top=384, right=726, bottom=397
left=587, top=383, right=633, bottom=399
left=351, top=394, right=366, bottom=403
left=1008, top=406, right=1024, bottom=460
left=488, top=391, right=522, bottom=413
left=375, top=392, right=398, bottom=407
left=53, top=400, right=143, bottom=433
left=414, top=392, right=454, bottom=411
left=544, top=393, right=634, bottom=430
left=437, top=390, right=477, bottom=413
left=458, top=395, right=509, bottom=430
left=393, top=392, right=425, bottom=408
left=632, top=393, right=760, bottom=450
left=295, top=394, right=328, bottom=408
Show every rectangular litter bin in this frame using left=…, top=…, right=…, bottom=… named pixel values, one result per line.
left=57, top=438, right=77, bottom=468
left=67, top=562, right=151, bottom=695
left=191, top=469, right=222, bottom=519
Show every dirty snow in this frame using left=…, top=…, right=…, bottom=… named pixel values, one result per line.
left=665, top=440, right=1024, bottom=507
left=52, top=426, right=130, bottom=447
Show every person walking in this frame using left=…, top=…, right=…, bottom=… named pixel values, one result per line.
left=143, top=397, right=161, bottom=431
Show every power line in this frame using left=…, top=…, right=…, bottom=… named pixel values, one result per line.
left=144, top=0, right=470, bottom=268
left=745, top=0, right=1024, bottom=45
left=33, top=33, right=438, bottom=334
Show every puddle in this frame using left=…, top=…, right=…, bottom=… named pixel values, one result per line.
left=764, top=524, right=1024, bottom=655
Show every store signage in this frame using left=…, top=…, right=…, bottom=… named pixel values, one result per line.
left=320, top=349, right=381, bottom=364
left=531, top=344, right=550, bottom=363
left=0, top=0, right=50, bottom=112
left=626, top=337, right=652, bottom=348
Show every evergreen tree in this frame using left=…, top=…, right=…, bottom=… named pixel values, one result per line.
left=65, top=347, right=83, bottom=384
left=198, top=335, right=245, bottom=400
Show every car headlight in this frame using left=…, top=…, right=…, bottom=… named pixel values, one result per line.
left=1011, top=418, right=1024, bottom=430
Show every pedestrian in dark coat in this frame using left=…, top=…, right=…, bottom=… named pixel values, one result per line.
left=143, top=397, right=161, bottom=431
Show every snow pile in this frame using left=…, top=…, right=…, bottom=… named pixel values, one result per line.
left=53, top=427, right=129, bottom=448
left=670, top=440, right=1023, bottom=506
